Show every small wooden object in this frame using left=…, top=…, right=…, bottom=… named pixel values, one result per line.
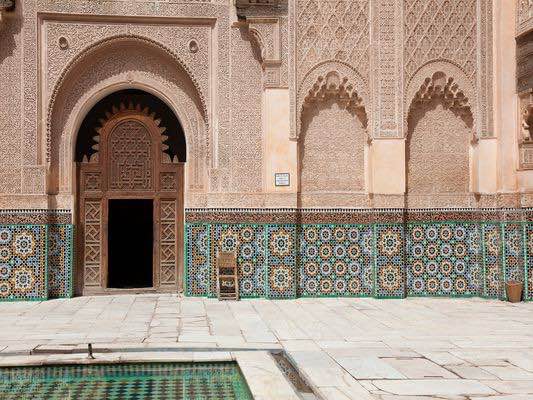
left=217, top=252, right=239, bottom=301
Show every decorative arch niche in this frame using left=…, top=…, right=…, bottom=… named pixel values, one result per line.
left=406, top=70, right=474, bottom=195
left=299, top=70, right=369, bottom=197
left=46, top=35, right=208, bottom=199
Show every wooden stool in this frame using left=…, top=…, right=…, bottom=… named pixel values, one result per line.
left=216, top=252, right=239, bottom=301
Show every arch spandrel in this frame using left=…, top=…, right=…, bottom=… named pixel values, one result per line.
left=47, top=36, right=209, bottom=197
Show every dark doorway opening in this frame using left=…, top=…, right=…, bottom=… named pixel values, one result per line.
left=108, top=199, right=153, bottom=289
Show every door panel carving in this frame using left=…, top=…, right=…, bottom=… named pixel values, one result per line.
left=78, top=104, right=183, bottom=295
left=109, top=120, right=153, bottom=191
left=160, top=199, right=177, bottom=285
left=83, top=199, right=102, bottom=287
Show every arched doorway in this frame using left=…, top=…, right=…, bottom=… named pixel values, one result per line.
left=76, top=90, right=186, bottom=295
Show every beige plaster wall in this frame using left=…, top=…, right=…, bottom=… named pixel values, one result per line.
left=263, top=88, right=296, bottom=193
left=371, top=139, right=405, bottom=195
left=494, top=0, right=519, bottom=192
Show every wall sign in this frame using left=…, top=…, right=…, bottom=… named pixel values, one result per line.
left=275, top=173, right=290, bottom=187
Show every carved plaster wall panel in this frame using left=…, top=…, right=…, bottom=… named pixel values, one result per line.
left=407, top=101, right=471, bottom=195
left=22, top=0, right=234, bottom=205
left=291, top=0, right=370, bottom=140
left=0, top=3, right=23, bottom=194
left=43, top=19, right=211, bottom=134
left=44, top=22, right=211, bottom=104
left=404, top=0, right=493, bottom=139
left=300, top=100, right=366, bottom=194
left=517, top=0, right=533, bottom=37
left=225, top=26, right=263, bottom=192
left=371, top=0, right=404, bottom=138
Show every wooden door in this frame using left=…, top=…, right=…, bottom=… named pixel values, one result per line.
left=78, top=104, right=183, bottom=295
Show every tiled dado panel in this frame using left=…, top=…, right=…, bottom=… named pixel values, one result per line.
left=406, top=223, right=482, bottom=297
left=185, top=209, right=533, bottom=301
left=186, top=222, right=407, bottom=299
left=0, top=224, right=74, bottom=301
left=300, top=225, right=374, bottom=298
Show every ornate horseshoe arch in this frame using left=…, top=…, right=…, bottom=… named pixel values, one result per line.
left=78, top=103, right=184, bottom=295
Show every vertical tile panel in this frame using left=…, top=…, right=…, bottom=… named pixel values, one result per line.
left=374, top=224, right=405, bottom=298
left=47, top=224, right=74, bottom=299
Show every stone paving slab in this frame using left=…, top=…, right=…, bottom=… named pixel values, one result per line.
left=0, top=295, right=532, bottom=399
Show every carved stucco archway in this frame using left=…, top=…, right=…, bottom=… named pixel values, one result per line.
left=47, top=35, right=209, bottom=202
left=405, top=60, right=477, bottom=140
left=295, top=60, right=370, bottom=141
left=298, top=66, right=370, bottom=200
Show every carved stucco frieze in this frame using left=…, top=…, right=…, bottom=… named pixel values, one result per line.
left=44, top=22, right=211, bottom=127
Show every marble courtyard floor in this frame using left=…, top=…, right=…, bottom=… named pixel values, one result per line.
left=0, top=296, right=532, bottom=400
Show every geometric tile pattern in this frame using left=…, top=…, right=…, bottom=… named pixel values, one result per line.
left=185, top=224, right=211, bottom=297
left=299, top=224, right=373, bottom=297
left=47, top=224, right=74, bottom=299
left=0, top=225, right=48, bottom=301
left=0, top=362, right=253, bottom=400
left=267, top=225, right=297, bottom=299
left=374, top=225, right=405, bottom=298
left=526, top=224, right=533, bottom=301
left=503, top=223, right=525, bottom=285
left=482, top=223, right=505, bottom=299
left=186, top=220, right=533, bottom=301
left=407, top=223, right=482, bottom=297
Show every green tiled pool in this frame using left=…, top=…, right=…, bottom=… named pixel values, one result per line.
left=0, top=362, right=254, bottom=400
